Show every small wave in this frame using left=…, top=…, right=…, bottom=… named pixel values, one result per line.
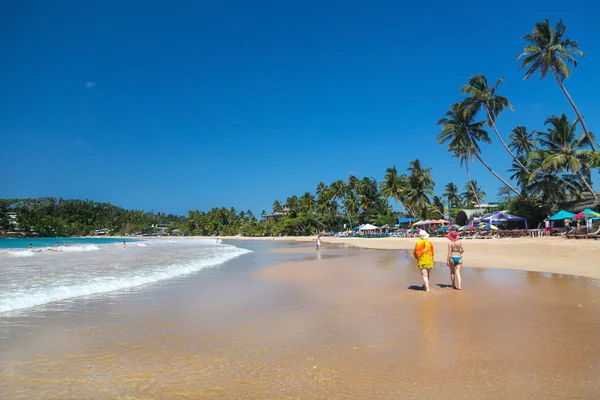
left=0, top=250, right=34, bottom=258
left=58, top=244, right=100, bottom=253
left=0, top=246, right=251, bottom=314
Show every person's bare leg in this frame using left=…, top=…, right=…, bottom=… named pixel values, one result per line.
left=455, top=263, right=462, bottom=290
left=420, top=268, right=430, bottom=291
left=449, top=264, right=456, bottom=289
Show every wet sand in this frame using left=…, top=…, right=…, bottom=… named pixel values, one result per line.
left=1, top=242, right=599, bottom=399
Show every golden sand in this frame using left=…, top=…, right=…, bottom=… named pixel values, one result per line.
left=2, top=245, right=599, bottom=399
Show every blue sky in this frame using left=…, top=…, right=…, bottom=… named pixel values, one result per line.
left=1, top=0, right=599, bottom=215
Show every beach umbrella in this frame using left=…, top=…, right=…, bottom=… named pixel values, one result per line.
left=437, top=226, right=450, bottom=231
left=573, top=209, right=600, bottom=220
left=459, top=225, right=474, bottom=231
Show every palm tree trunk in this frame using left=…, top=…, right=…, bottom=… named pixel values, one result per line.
left=486, top=108, right=532, bottom=173
left=473, top=154, right=520, bottom=195
left=464, top=162, right=482, bottom=206
left=552, top=68, right=597, bottom=152
left=576, top=171, right=599, bottom=204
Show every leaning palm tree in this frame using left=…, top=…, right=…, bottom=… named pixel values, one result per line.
left=431, top=195, right=445, bottom=218
left=462, top=180, right=486, bottom=207
left=517, top=19, right=596, bottom=151
left=532, top=114, right=597, bottom=203
left=508, top=126, right=538, bottom=157
left=443, top=182, right=461, bottom=208
left=437, top=101, right=520, bottom=196
left=461, top=74, right=530, bottom=173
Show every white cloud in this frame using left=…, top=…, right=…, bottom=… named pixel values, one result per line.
left=85, top=82, right=96, bottom=89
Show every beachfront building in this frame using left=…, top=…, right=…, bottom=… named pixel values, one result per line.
left=260, top=207, right=290, bottom=221
left=455, top=209, right=486, bottom=226
left=7, top=212, right=18, bottom=228
left=94, top=228, right=109, bottom=236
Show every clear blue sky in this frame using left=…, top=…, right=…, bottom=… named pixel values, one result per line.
left=1, top=0, right=599, bottom=215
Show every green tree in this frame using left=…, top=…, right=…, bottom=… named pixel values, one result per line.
left=404, top=159, right=434, bottom=217
left=517, top=19, right=596, bottom=151
left=532, top=114, right=597, bottom=203
left=462, top=180, right=486, bottom=207
left=380, top=166, right=411, bottom=216
left=437, top=101, right=519, bottom=197
left=508, top=126, right=538, bottom=157
left=443, top=182, right=461, bottom=208
left=461, top=74, right=530, bottom=173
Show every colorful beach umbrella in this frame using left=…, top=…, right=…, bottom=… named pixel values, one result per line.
left=573, top=209, right=600, bottom=220
left=459, top=225, right=474, bottom=231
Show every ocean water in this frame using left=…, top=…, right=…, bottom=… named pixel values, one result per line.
left=0, top=238, right=251, bottom=314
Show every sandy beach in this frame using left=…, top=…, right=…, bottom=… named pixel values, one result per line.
left=216, top=235, right=600, bottom=280
left=2, top=238, right=599, bottom=398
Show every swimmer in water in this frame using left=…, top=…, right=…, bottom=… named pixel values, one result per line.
left=55, top=242, right=59, bottom=248
left=123, top=241, right=126, bottom=248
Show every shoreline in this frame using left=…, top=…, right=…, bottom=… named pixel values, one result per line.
left=214, top=235, right=600, bottom=280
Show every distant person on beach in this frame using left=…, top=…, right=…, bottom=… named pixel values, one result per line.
left=544, top=217, right=550, bottom=236
left=55, top=242, right=59, bottom=248
left=122, top=241, right=126, bottom=248
left=64, top=242, right=67, bottom=247
left=316, top=235, right=322, bottom=251
left=216, top=236, right=219, bottom=243
left=29, top=243, right=32, bottom=249
left=564, top=218, right=571, bottom=233
left=446, top=230, right=464, bottom=290
left=413, top=230, right=434, bottom=291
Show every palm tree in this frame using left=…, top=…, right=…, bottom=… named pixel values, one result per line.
left=517, top=19, right=596, bottom=151
left=437, top=101, right=520, bottom=196
left=508, top=156, right=538, bottom=193
left=461, top=74, right=530, bottom=173
left=527, top=171, right=584, bottom=211
left=432, top=196, right=445, bottom=218
left=272, top=200, right=283, bottom=214
left=462, top=180, right=486, bottom=207
left=508, top=126, right=538, bottom=157
left=380, top=166, right=411, bottom=215
left=443, top=182, right=461, bottom=208
left=497, top=186, right=514, bottom=203
left=533, top=114, right=597, bottom=203
left=404, top=159, right=435, bottom=216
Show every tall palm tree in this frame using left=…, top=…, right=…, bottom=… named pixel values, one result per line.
left=462, top=180, right=486, bottom=207
left=380, top=166, right=411, bottom=215
left=431, top=196, right=445, bottom=218
left=461, top=74, right=530, bottom=173
left=508, top=156, right=538, bottom=193
left=272, top=200, right=283, bottom=213
left=508, top=126, right=538, bottom=157
left=404, top=159, right=435, bottom=216
left=497, top=186, right=514, bottom=203
left=533, top=114, right=597, bottom=203
left=437, top=101, right=520, bottom=196
left=443, top=182, right=461, bottom=208
left=517, top=19, right=596, bottom=151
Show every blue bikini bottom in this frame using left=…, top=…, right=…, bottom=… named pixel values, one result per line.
left=450, top=256, right=462, bottom=265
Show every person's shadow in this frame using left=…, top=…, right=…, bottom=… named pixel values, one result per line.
left=407, top=285, right=425, bottom=291
left=437, top=284, right=453, bottom=289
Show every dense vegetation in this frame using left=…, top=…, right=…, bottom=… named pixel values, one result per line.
left=2, top=19, right=598, bottom=238
left=0, top=198, right=185, bottom=237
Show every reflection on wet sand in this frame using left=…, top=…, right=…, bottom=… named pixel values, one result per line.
left=1, top=244, right=599, bottom=399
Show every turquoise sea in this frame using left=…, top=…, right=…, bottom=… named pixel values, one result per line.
left=0, top=237, right=137, bottom=249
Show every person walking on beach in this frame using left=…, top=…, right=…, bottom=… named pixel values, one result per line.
left=413, top=230, right=434, bottom=291
left=446, top=230, right=464, bottom=290
left=544, top=217, right=551, bottom=236
left=316, top=235, right=322, bottom=251
left=122, top=241, right=126, bottom=248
